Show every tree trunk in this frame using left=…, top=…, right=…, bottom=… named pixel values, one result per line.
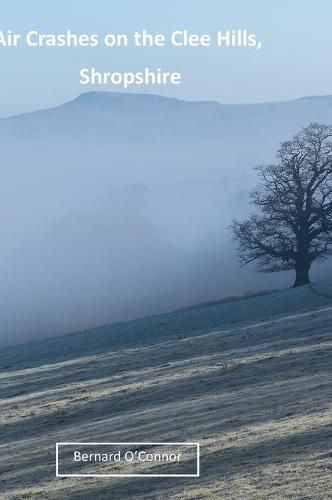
left=293, top=264, right=311, bottom=287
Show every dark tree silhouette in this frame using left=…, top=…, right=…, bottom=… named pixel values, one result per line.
left=232, top=123, right=332, bottom=287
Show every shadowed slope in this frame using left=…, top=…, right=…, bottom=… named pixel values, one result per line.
left=0, top=282, right=332, bottom=498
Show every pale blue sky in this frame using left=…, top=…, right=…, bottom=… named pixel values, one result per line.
left=1, top=0, right=332, bottom=116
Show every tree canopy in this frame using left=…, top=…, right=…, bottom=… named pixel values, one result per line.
left=232, top=123, right=332, bottom=287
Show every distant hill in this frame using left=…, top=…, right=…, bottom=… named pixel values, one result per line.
left=2, top=92, right=332, bottom=145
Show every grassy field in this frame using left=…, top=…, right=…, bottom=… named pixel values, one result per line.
left=0, top=281, right=332, bottom=499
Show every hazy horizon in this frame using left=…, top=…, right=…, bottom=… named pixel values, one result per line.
left=1, top=0, right=332, bottom=345
left=0, top=92, right=332, bottom=346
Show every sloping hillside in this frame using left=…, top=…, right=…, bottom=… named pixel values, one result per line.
left=1, top=281, right=332, bottom=498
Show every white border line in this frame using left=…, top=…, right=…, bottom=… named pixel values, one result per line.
left=56, top=442, right=200, bottom=478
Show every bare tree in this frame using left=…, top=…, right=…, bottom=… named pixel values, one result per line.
left=232, top=123, right=332, bottom=287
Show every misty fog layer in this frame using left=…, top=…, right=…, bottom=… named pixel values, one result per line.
left=1, top=92, right=332, bottom=345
